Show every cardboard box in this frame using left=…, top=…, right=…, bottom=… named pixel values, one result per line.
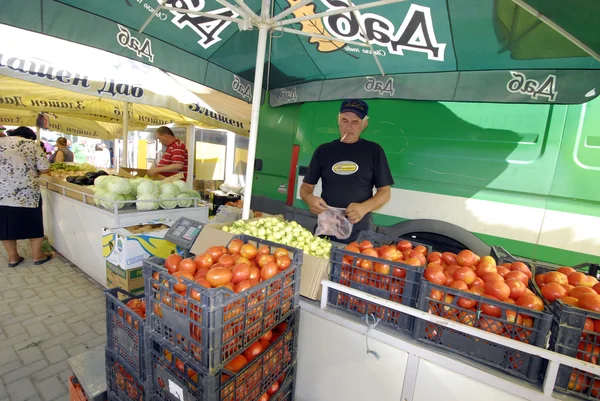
left=106, top=260, right=144, bottom=295
left=191, top=217, right=330, bottom=301
left=39, top=176, right=95, bottom=206
left=119, top=167, right=165, bottom=180
left=103, top=219, right=181, bottom=270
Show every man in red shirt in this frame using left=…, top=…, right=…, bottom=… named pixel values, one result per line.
left=148, top=126, right=188, bottom=179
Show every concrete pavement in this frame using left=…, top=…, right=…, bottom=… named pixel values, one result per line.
left=0, top=241, right=107, bottom=401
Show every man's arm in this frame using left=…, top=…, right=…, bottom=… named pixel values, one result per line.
left=346, top=186, right=391, bottom=224
left=300, top=182, right=328, bottom=214
left=149, top=163, right=184, bottom=174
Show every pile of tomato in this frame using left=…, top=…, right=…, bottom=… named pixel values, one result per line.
left=112, top=357, right=143, bottom=401
left=534, top=266, right=600, bottom=394
left=422, top=249, right=546, bottom=338
left=116, top=297, right=146, bottom=331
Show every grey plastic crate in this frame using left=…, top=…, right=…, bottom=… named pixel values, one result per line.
left=105, top=288, right=146, bottom=380
left=414, top=280, right=552, bottom=382
left=327, top=236, right=431, bottom=333
left=106, top=348, right=146, bottom=401
left=531, top=262, right=600, bottom=399
left=146, top=309, right=299, bottom=401
left=144, top=234, right=301, bottom=375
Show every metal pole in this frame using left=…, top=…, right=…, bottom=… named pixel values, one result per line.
left=36, top=126, right=41, bottom=144
left=186, top=124, right=195, bottom=189
left=122, top=101, right=129, bottom=167
left=113, top=139, right=119, bottom=173
left=241, top=20, right=269, bottom=220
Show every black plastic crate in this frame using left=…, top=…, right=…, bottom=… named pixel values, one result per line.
left=414, top=280, right=552, bottom=382
left=147, top=310, right=299, bottom=401
left=105, top=288, right=146, bottom=379
left=106, top=348, right=146, bottom=401
left=144, top=234, right=301, bottom=375
left=327, top=235, right=431, bottom=333
left=531, top=262, right=600, bottom=399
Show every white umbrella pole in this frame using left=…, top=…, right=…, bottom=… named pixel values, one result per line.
left=186, top=124, right=195, bottom=189
left=122, top=101, right=129, bottom=167
left=241, top=25, right=269, bottom=220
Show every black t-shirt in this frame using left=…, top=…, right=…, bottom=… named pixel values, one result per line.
left=303, top=138, right=394, bottom=234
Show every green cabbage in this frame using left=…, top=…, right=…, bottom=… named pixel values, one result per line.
left=93, top=189, right=106, bottom=207
left=136, top=194, right=160, bottom=210
left=106, top=177, right=132, bottom=195
left=101, top=192, right=125, bottom=210
left=171, top=180, right=187, bottom=192
left=94, top=175, right=110, bottom=188
left=159, top=183, right=180, bottom=198
left=159, top=193, right=178, bottom=209
left=137, top=180, right=159, bottom=197
left=176, top=193, right=193, bottom=208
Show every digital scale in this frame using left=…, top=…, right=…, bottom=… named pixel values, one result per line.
left=164, top=217, right=206, bottom=257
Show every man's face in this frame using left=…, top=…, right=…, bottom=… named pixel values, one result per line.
left=156, top=133, right=169, bottom=147
left=338, top=111, right=367, bottom=144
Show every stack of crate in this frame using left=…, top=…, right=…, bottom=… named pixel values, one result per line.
left=142, top=234, right=302, bottom=401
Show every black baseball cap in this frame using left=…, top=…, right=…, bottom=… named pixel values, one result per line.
left=340, top=99, right=368, bottom=119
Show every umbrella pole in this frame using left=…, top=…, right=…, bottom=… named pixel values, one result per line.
left=241, top=25, right=269, bottom=220
left=186, top=124, right=195, bottom=189
left=122, top=101, right=129, bottom=167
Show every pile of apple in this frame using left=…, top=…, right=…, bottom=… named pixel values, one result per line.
left=422, top=250, right=545, bottom=337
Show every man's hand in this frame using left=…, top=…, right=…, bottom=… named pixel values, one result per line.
left=307, top=195, right=328, bottom=214
left=346, top=202, right=369, bottom=224
left=148, top=167, right=160, bottom=176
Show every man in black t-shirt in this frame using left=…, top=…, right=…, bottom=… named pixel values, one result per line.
left=300, top=99, right=394, bottom=243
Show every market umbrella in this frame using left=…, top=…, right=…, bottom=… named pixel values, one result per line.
left=4, top=0, right=598, bottom=217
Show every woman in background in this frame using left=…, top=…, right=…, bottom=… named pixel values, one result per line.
left=0, top=126, right=52, bottom=267
left=49, top=137, right=74, bottom=163
left=93, top=143, right=110, bottom=169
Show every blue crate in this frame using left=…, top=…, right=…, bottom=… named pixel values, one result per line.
left=146, top=309, right=299, bottom=401
left=105, top=287, right=146, bottom=379
left=144, top=234, right=301, bottom=375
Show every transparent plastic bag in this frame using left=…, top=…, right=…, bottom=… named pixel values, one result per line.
left=315, top=207, right=353, bottom=240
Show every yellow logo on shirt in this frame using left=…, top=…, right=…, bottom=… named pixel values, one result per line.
left=332, top=161, right=359, bottom=175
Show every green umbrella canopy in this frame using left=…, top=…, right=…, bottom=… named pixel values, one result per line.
left=1, top=0, right=599, bottom=106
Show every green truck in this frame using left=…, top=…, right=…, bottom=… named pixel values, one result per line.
left=252, top=95, right=600, bottom=266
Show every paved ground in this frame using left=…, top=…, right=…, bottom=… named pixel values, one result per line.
left=0, top=241, right=106, bottom=401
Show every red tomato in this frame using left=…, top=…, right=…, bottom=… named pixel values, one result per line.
left=427, top=252, right=443, bottom=264
left=260, top=330, right=273, bottom=342
left=457, top=295, right=477, bottom=309
left=257, top=245, right=271, bottom=255
left=561, top=296, right=578, bottom=307
left=267, top=380, right=280, bottom=395
left=456, top=250, right=477, bottom=267
left=476, top=263, right=497, bottom=277
left=558, top=266, right=576, bottom=276
left=359, top=240, right=373, bottom=252
left=568, top=371, right=588, bottom=392
left=496, top=266, right=510, bottom=279
left=258, top=254, right=275, bottom=268
left=261, top=262, right=279, bottom=281
left=396, top=240, right=412, bottom=251
left=430, top=289, right=444, bottom=300
left=481, top=272, right=504, bottom=283
left=408, top=250, right=426, bottom=266
left=218, top=254, right=235, bottom=268
left=484, top=280, right=510, bottom=301
left=206, top=267, right=233, bottom=287
left=177, top=258, right=197, bottom=275
left=516, top=294, right=544, bottom=311
left=424, top=266, right=446, bottom=285
left=568, top=286, right=596, bottom=299
left=233, top=280, right=251, bottom=293
left=224, top=355, right=248, bottom=373
left=594, top=319, right=600, bottom=333
left=510, top=262, right=532, bottom=279
left=541, top=282, right=568, bottom=302
left=577, top=342, right=600, bottom=364
left=479, top=256, right=497, bottom=268
left=442, top=252, right=457, bottom=266
left=545, top=271, right=568, bottom=286
left=379, top=246, right=399, bottom=261
left=172, top=271, right=193, bottom=292
left=578, top=293, right=600, bottom=312
left=568, top=272, right=588, bottom=286
left=594, top=282, right=600, bottom=295
left=165, top=254, right=183, bottom=274
left=362, top=248, right=379, bottom=258
left=470, top=277, right=485, bottom=289
left=481, top=295, right=502, bottom=318
left=504, top=271, right=529, bottom=286
left=480, top=317, right=503, bottom=334
left=413, top=245, right=428, bottom=256
left=584, top=318, right=594, bottom=332
left=449, top=280, right=468, bottom=291
left=469, top=286, right=485, bottom=296
left=243, top=341, right=265, bottom=362
left=374, top=262, right=390, bottom=275
left=232, top=263, right=250, bottom=284
left=505, top=279, right=527, bottom=300
left=534, top=274, right=545, bottom=288
left=206, top=246, right=224, bottom=261
left=276, top=255, right=292, bottom=270
left=453, top=266, right=476, bottom=285
left=227, top=239, right=244, bottom=255
left=193, top=254, right=213, bottom=270
left=257, top=393, right=270, bottom=401
left=240, top=244, right=258, bottom=260
left=249, top=267, right=261, bottom=281
left=194, top=268, right=209, bottom=280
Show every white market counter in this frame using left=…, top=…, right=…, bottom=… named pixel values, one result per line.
left=296, top=284, right=595, bottom=401
left=40, top=184, right=209, bottom=286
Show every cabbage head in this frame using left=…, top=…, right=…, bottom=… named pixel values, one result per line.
left=159, top=193, right=178, bottom=209
left=136, top=194, right=160, bottom=211
left=159, top=183, right=180, bottom=198
left=176, top=193, right=193, bottom=208
left=136, top=180, right=159, bottom=197
left=106, top=177, right=132, bottom=195
left=101, top=192, right=125, bottom=210
left=171, top=180, right=187, bottom=192
left=93, top=175, right=110, bottom=189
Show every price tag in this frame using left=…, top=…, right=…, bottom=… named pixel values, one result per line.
left=169, top=379, right=185, bottom=401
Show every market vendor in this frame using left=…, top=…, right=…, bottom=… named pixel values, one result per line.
left=148, top=126, right=188, bottom=179
left=300, top=99, right=393, bottom=243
